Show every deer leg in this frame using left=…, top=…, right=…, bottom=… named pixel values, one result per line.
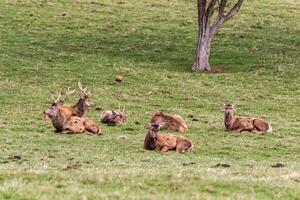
left=84, top=131, right=97, bottom=136
left=250, top=129, right=258, bottom=134
left=54, top=129, right=62, bottom=134
left=251, top=128, right=267, bottom=135
left=176, top=147, right=185, bottom=153
left=234, top=128, right=244, bottom=133
left=61, top=129, right=74, bottom=134
left=160, top=146, right=169, bottom=152
left=176, top=142, right=191, bottom=153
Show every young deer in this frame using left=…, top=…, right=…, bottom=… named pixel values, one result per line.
left=61, top=82, right=95, bottom=117
left=144, top=123, right=193, bottom=153
left=150, top=111, right=188, bottom=132
left=43, top=92, right=100, bottom=135
left=221, top=103, right=272, bottom=133
left=100, top=105, right=127, bottom=126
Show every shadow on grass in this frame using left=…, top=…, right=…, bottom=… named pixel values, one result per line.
left=29, top=25, right=298, bottom=74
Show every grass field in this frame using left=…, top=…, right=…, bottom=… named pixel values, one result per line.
left=0, top=0, right=300, bottom=199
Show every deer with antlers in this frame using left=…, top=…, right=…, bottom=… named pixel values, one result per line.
left=43, top=90, right=101, bottom=135
left=221, top=103, right=272, bottom=133
left=144, top=123, right=193, bottom=153
left=60, top=82, right=95, bottom=118
left=100, top=105, right=127, bottom=126
left=150, top=111, right=188, bottom=132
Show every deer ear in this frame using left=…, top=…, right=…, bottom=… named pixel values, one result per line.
left=112, top=110, right=117, bottom=115
left=232, top=104, right=236, bottom=111
left=220, top=102, right=225, bottom=108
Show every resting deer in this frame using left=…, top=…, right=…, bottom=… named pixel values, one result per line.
left=100, top=105, right=127, bottom=125
left=61, top=82, right=95, bottom=117
left=150, top=111, right=188, bottom=132
left=43, top=91, right=100, bottom=135
left=144, top=123, right=193, bottom=153
left=221, top=103, right=272, bottom=133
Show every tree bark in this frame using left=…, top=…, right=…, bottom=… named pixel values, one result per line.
left=192, top=35, right=212, bottom=71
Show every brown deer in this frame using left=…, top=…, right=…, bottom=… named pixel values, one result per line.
left=144, top=123, right=193, bottom=153
left=61, top=82, right=95, bottom=117
left=221, top=103, right=272, bottom=133
left=43, top=92, right=100, bottom=135
left=100, top=105, right=127, bottom=126
left=150, top=111, right=188, bottom=132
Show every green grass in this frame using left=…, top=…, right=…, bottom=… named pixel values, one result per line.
left=0, top=0, right=300, bottom=199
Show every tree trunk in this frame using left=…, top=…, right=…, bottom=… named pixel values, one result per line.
left=192, top=34, right=212, bottom=72
left=191, top=0, right=244, bottom=72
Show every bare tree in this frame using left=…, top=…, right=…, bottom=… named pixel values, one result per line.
left=192, top=0, right=244, bottom=72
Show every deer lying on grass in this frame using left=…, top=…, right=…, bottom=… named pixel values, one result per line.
left=144, top=123, right=193, bottom=153
left=150, top=111, right=188, bottom=132
left=61, top=82, right=95, bottom=117
left=221, top=103, right=272, bottom=133
left=100, top=105, right=127, bottom=126
left=43, top=92, right=100, bottom=135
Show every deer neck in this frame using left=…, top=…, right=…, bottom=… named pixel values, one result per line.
left=224, top=113, right=234, bottom=130
left=145, top=131, right=158, bottom=150
left=52, top=109, right=66, bottom=132
left=74, top=99, right=85, bottom=117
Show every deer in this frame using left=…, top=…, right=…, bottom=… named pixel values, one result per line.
left=221, top=103, right=272, bottom=133
left=60, top=82, right=95, bottom=117
left=100, top=105, right=127, bottom=126
left=150, top=111, right=188, bottom=132
left=144, top=123, right=193, bottom=153
left=43, top=91, right=101, bottom=135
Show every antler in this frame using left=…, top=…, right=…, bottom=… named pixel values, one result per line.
left=49, top=89, right=62, bottom=103
left=51, top=92, right=62, bottom=104
left=78, top=81, right=87, bottom=93
left=61, top=87, right=75, bottom=101
left=65, top=87, right=75, bottom=96
left=117, top=103, right=125, bottom=114
left=49, top=87, right=74, bottom=103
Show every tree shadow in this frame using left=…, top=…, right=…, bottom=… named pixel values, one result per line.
left=41, top=29, right=194, bottom=72
left=34, top=23, right=298, bottom=74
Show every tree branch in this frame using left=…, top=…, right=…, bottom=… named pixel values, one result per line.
left=224, top=0, right=244, bottom=21
left=205, top=0, right=218, bottom=31
left=207, top=0, right=218, bottom=18
left=209, top=0, right=244, bottom=36
left=218, top=0, right=227, bottom=18
left=198, top=0, right=207, bottom=36
left=209, top=0, right=226, bottom=36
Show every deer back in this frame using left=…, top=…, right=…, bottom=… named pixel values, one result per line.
left=63, top=116, right=86, bottom=133
left=156, top=134, right=177, bottom=150
left=100, top=111, right=114, bottom=123
left=231, top=117, right=271, bottom=132
left=60, top=104, right=78, bottom=118
left=151, top=112, right=188, bottom=132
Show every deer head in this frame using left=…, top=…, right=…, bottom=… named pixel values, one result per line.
left=78, top=81, right=95, bottom=108
left=112, top=105, right=127, bottom=124
left=43, top=92, right=64, bottom=119
left=221, top=103, right=236, bottom=117
left=148, top=123, right=160, bottom=140
left=43, top=88, right=74, bottom=119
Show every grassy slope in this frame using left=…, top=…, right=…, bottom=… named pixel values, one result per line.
left=0, top=0, right=299, bottom=199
